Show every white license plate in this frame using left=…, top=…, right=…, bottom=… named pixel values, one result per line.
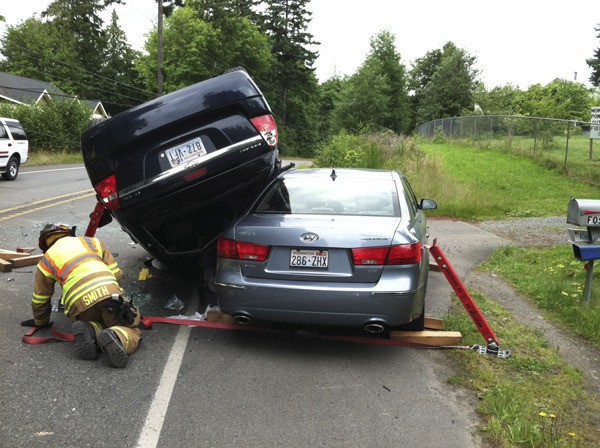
left=163, top=137, right=207, bottom=168
left=290, top=249, right=329, bottom=268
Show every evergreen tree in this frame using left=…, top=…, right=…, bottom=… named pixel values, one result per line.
left=587, top=24, right=600, bottom=87
left=103, top=10, right=150, bottom=113
left=259, top=0, right=319, bottom=155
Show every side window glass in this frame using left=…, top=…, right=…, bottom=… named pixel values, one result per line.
left=7, top=124, right=27, bottom=140
left=0, top=125, right=7, bottom=139
left=401, top=177, right=419, bottom=217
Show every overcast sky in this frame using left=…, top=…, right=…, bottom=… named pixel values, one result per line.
left=2, top=0, right=599, bottom=89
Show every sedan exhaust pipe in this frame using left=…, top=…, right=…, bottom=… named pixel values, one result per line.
left=363, top=321, right=386, bottom=334
left=233, top=314, right=252, bottom=325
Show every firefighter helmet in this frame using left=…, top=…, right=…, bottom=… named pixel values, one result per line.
left=38, top=223, right=75, bottom=251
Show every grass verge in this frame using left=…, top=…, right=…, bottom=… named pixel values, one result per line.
left=27, top=150, right=83, bottom=166
left=445, top=291, right=600, bottom=447
left=416, top=141, right=600, bottom=220
left=479, top=245, right=600, bottom=347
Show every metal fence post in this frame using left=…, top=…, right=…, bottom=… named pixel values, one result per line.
left=564, top=123, right=571, bottom=170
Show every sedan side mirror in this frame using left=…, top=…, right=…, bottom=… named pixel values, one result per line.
left=419, top=198, right=437, bottom=210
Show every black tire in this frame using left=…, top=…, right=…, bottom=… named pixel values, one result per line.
left=398, top=303, right=425, bottom=331
left=1, top=156, right=19, bottom=181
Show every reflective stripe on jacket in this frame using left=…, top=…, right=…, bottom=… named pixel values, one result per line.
left=32, top=236, right=124, bottom=325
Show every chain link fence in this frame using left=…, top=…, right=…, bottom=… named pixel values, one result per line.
left=417, top=115, right=596, bottom=169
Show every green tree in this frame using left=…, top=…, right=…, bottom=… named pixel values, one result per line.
left=412, top=42, right=479, bottom=124
left=42, top=0, right=124, bottom=99
left=136, top=6, right=273, bottom=93
left=473, top=83, right=521, bottom=115
left=409, top=48, right=442, bottom=129
left=316, top=76, right=344, bottom=142
left=0, top=18, right=80, bottom=95
left=189, top=0, right=259, bottom=22
left=515, top=79, right=591, bottom=120
left=332, top=30, right=410, bottom=134
left=587, top=23, right=600, bottom=86
left=103, top=10, right=150, bottom=113
left=0, top=100, right=93, bottom=152
left=259, top=0, right=319, bottom=155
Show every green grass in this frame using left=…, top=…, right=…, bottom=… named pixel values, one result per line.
left=445, top=292, right=599, bottom=447
left=475, top=134, right=600, bottom=188
left=416, top=141, right=600, bottom=221
left=27, top=149, right=83, bottom=166
left=479, top=245, right=600, bottom=346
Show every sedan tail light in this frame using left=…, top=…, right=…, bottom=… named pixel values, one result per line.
left=94, top=174, right=120, bottom=210
left=250, top=114, right=278, bottom=149
left=352, top=242, right=422, bottom=266
left=217, top=238, right=271, bottom=262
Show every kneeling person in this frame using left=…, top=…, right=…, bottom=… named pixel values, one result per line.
left=21, top=223, right=141, bottom=368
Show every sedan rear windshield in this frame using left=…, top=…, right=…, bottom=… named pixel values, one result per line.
left=255, top=178, right=400, bottom=217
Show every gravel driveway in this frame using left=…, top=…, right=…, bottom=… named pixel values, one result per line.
left=475, top=216, right=569, bottom=247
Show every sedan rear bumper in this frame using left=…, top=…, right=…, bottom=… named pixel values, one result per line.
left=215, top=277, right=425, bottom=327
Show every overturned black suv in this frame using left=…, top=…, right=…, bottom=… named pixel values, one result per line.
left=81, top=69, right=281, bottom=273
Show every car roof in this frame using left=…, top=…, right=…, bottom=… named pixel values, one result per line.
left=279, top=168, right=402, bottom=181
left=0, top=117, right=20, bottom=125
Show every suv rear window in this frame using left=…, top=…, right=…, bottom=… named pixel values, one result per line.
left=255, top=178, right=400, bottom=217
left=6, top=123, right=27, bottom=140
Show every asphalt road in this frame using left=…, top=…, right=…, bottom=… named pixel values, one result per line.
left=0, top=164, right=507, bottom=448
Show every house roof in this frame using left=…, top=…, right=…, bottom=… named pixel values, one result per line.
left=0, top=71, right=110, bottom=117
left=0, top=71, right=71, bottom=104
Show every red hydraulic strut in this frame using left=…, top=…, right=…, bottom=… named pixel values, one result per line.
left=428, top=238, right=511, bottom=358
left=85, top=200, right=106, bottom=237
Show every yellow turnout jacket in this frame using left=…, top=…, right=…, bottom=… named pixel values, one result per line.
left=32, top=236, right=124, bottom=326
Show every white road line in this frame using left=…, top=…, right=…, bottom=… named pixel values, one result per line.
left=136, top=295, right=198, bottom=448
left=21, top=167, right=85, bottom=174
left=136, top=324, right=192, bottom=448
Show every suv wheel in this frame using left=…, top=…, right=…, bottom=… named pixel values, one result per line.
left=1, top=156, right=19, bottom=181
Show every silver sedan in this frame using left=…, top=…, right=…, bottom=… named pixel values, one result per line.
left=215, top=168, right=437, bottom=333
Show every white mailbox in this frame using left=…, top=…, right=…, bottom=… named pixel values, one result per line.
left=567, top=199, right=600, bottom=228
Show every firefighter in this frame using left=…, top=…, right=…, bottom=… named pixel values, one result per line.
left=20, top=223, right=142, bottom=368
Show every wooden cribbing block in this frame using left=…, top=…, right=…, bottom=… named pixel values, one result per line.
left=0, top=249, right=31, bottom=261
left=11, top=254, right=43, bottom=268
left=424, top=317, right=445, bottom=330
left=0, top=258, right=12, bottom=273
left=389, top=330, right=462, bottom=346
left=206, top=309, right=235, bottom=323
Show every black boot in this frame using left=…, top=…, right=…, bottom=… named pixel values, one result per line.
left=72, top=321, right=99, bottom=360
left=98, top=329, right=128, bottom=368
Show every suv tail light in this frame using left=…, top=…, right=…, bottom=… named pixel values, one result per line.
left=217, top=238, right=271, bottom=261
left=250, top=114, right=278, bottom=149
left=94, top=174, right=120, bottom=210
left=352, top=242, right=422, bottom=266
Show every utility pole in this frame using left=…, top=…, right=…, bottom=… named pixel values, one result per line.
left=157, top=0, right=164, bottom=96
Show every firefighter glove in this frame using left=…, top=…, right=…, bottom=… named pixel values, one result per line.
left=20, top=319, right=51, bottom=328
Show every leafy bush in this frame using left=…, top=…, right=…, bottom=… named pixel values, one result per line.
left=315, top=130, right=421, bottom=169
left=0, top=100, right=92, bottom=152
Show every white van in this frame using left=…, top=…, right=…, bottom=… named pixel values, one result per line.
left=0, top=117, right=29, bottom=180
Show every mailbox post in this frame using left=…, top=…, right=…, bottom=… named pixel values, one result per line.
left=567, top=198, right=600, bottom=304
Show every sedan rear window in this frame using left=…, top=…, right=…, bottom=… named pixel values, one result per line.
left=255, top=178, right=400, bottom=217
